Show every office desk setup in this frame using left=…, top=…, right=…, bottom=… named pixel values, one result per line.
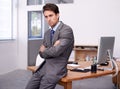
left=27, top=61, right=119, bottom=89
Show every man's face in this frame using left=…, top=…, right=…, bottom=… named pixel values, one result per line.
left=44, top=10, right=59, bottom=28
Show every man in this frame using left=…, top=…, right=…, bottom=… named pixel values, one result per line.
left=26, top=3, right=74, bottom=89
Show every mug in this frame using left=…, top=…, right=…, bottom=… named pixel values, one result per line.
left=91, top=64, right=97, bottom=73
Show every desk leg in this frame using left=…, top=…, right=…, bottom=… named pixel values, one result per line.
left=64, top=82, right=72, bottom=89
left=59, top=81, right=72, bottom=89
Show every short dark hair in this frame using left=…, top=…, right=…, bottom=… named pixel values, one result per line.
left=43, top=3, right=59, bottom=14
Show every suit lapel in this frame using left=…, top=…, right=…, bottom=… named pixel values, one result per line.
left=45, top=29, right=52, bottom=47
left=52, top=22, right=64, bottom=44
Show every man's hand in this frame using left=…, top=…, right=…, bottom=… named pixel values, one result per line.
left=54, top=40, right=60, bottom=46
left=40, top=45, right=46, bottom=52
left=40, top=40, right=60, bottom=52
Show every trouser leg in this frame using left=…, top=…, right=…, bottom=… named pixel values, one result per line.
left=39, top=74, right=60, bottom=89
left=25, top=64, right=45, bottom=89
left=25, top=71, right=42, bottom=89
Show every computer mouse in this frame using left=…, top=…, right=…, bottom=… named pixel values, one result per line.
left=100, top=61, right=109, bottom=66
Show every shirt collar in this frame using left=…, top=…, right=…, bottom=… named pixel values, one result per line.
left=49, top=21, right=61, bottom=31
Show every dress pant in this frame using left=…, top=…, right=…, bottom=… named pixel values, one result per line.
left=25, top=63, right=59, bottom=89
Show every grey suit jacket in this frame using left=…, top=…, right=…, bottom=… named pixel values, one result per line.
left=39, top=21, right=74, bottom=80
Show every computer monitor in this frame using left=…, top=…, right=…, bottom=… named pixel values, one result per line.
left=97, top=36, right=115, bottom=66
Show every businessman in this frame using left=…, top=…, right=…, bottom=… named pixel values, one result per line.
left=26, top=3, right=74, bottom=89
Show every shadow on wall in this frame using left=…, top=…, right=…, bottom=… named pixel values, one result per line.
left=27, top=0, right=74, bottom=5
left=45, top=0, right=74, bottom=4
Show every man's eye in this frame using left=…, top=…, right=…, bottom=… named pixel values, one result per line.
left=45, top=16, right=47, bottom=18
left=49, top=15, right=53, bottom=17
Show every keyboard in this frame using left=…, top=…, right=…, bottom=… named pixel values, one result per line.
left=70, top=68, right=91, bottom=72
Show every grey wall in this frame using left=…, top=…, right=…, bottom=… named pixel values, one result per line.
left=28, top=39, right=43, bottom=66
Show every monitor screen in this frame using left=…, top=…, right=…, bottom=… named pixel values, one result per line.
left=97, top=36, right=115, bottom=65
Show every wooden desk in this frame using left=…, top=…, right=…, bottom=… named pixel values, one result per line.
left=27, top=61, right=115, bottom=89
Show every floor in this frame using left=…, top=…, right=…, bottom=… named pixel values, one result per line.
left=55, top=75, right=116, bottom=89
left=0, top=69, right=117, bottom=89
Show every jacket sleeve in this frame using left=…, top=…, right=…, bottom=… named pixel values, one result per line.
left=40, top=27, right=74, bottom=59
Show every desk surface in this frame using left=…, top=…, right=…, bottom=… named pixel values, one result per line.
left=61, top=61, right=115, bottom=82
left=61, top=69, right=114, bottom=82
left=27, top=61, right=115, bottom=83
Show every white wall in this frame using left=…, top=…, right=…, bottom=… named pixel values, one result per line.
left=0, top=0, right=28, bottom=74
left=0, top=0, right=120, bottom=74
left=59, top=0, right=120, bottom=57
left=17, top=0, right=28, bottom=70
left=0, top=41, right=18, bottom=74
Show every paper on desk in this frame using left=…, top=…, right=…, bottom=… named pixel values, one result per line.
left=67, top=64, right=80, bottom=67
left=36, top=54, right=45, bottom=66
left=84, top=66, right=91, bottom=69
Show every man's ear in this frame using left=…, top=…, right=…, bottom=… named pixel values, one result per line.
left=57, top=13, right=59, bottom=19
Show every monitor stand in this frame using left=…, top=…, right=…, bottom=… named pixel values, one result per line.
left=107, top=49, right=115, bottom=69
